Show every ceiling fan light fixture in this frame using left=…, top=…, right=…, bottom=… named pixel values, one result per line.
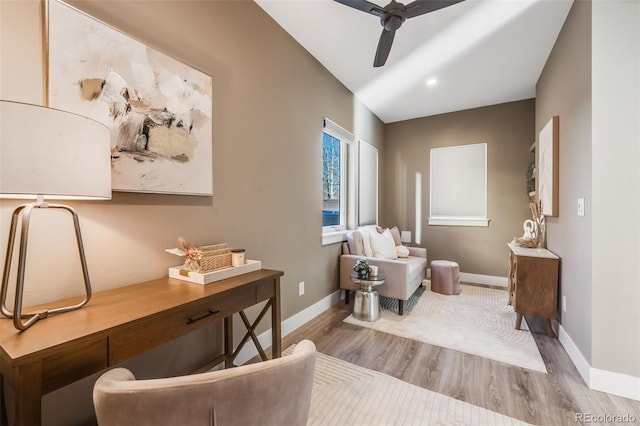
left=334, top=0, right=466, bottom=67
left=382, top=14, right=405, bottom=31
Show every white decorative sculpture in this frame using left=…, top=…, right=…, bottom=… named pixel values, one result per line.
left=513, top=201, right=546, bottom=248
left=523, top=219, right=537, bottom=240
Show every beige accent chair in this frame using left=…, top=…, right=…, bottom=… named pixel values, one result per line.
left=340, top=226, right=427, bottom=315
left=93, top=340, right=316, bottom=426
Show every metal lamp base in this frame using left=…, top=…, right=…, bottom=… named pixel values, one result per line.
left=0, top=201, right=92, bottom=331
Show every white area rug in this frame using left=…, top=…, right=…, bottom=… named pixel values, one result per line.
left=344, top=283, right=547, bottom=373
left=285, top=346, right=532, bottom=426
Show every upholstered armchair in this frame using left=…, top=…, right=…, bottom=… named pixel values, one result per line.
left=93, top=340, right=316, bottom=426
left=340, top=226, right=427, bottom=315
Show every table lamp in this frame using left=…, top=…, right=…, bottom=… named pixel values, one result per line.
left=0, top=100, right=111, bottom=331
left=401, top=230, right=412, bottom=246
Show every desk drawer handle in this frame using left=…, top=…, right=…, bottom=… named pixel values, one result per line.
left=187, top=309, right=220, bottom=325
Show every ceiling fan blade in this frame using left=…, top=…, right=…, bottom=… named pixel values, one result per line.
left=402, top=0, right=465, bottom=19
left=333, top=0, right=385, bottom=18
left=374, top=28, right=396, bottom=67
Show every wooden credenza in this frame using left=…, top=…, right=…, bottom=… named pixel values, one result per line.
left=0, top=269, right=283, bottom=426
left=507, top=243, right=559, bottom=337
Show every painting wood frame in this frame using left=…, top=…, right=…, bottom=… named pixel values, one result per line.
left=537, top=116, right=559, bottom=217
left=46, top=0, right=213, bottom=196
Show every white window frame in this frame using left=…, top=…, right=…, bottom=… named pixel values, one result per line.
left=322, top=118, right=353, bottom=245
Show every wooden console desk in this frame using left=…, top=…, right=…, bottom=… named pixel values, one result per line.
left=0, top=269, right=283, bottom=426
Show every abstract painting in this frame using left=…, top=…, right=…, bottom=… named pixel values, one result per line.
left=47, top=0, right=213, bottom=195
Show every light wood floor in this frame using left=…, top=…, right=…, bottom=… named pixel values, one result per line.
left=280, top=291, right=640, bottom=426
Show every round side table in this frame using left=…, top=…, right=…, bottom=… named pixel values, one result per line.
left=350, top=272, right=385, bottom=322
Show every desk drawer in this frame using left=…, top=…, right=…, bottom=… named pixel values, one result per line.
left=42, top=338, right=108, bottom=394
left=256, top=279, right=276, bottom=302
left=109, top=285, right=257, bottom=365
left=109, top=301, right=224, bottom=365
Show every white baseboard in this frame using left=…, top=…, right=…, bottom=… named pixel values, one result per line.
left=460, top=272, right=508, bottom=288
left=557, top=324, right=592, bottom=385
left=427, top=269, right=508, bottom=288
left=590, top=367, right=640, bottom=401
left=558, top=323, right=640, bottom=401
left=234, top=289, right=343, bottom=366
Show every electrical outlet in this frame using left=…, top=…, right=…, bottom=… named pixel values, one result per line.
left=298, top=281, right=305, bottom=296
left=577, top=198, right=585, bottom=216
left=562, top=295, right=567, bottom=313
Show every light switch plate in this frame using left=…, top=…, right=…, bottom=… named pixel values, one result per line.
left=577, top=198, right=585, bottom=216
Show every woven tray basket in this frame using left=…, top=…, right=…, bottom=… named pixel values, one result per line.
left=198, top=243, right=232, bottom=272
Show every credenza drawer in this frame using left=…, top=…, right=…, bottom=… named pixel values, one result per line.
left=108, top=285, right=257, bottom=364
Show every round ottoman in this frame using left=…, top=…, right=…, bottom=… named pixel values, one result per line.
left=430, top=260, right=461, bottom=295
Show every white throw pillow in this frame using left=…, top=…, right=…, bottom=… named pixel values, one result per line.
left=396, top=245, right=410, bottom=258
left=357, top=226, right=376, bottom=258
left=369, top=228, right=398, bottom=259
left=346, top=231, right=364, bottom=256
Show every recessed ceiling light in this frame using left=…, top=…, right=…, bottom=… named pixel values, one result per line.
left=426, top=78, right=438, bottom=87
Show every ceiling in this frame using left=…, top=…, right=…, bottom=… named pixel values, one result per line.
left=254, top=0, right=573, bottom=123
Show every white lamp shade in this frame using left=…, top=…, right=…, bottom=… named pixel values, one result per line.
left=401, top=230, right=412, bottom=243
left=0, top=100, right=111, bottom=200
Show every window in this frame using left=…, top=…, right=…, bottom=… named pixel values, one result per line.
left=358, top=140, right=378, bottom=226
left=429, top=143, right=489, bottom=227
left=322, top=118, right=353, bottom=239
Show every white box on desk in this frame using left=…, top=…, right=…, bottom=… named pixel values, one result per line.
left=169, top=260, right=262, bottom=284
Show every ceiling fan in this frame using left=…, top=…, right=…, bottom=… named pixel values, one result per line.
left=334, top=0, right=465, bottom=67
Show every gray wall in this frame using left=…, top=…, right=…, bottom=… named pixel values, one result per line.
left=383, top=100, right=535, bottom=278
left=535, top=0, right=593, bottom=362
left=591, top=0, right=640, bottom=378
left=537, top=0, right=640, bottom=381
